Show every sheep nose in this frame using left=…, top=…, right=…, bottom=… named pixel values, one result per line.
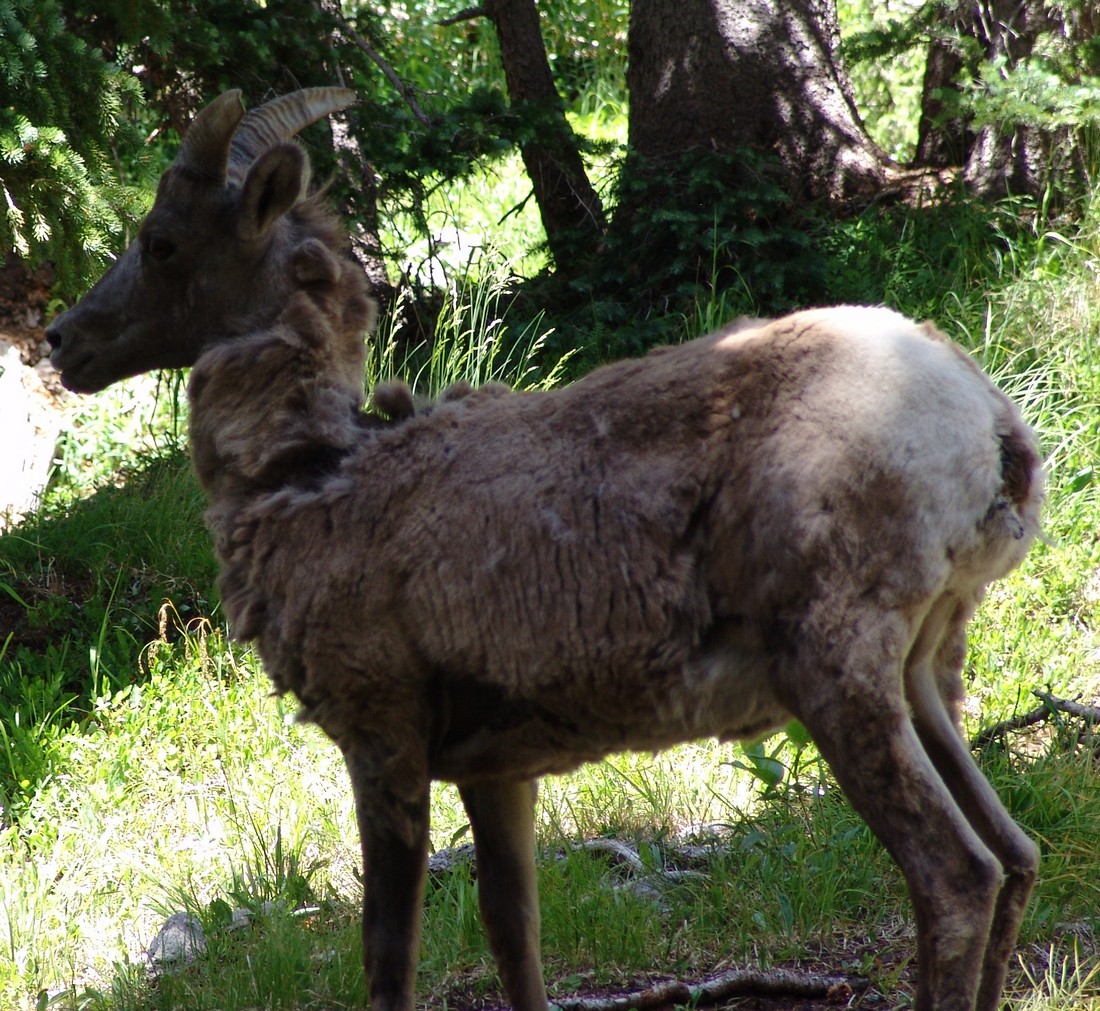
left=46, top=324, right=63, bottom=352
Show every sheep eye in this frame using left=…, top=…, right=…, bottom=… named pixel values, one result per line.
left=145, top=235, right=176, bottom=261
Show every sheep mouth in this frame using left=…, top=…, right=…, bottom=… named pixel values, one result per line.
left=52, top=350, right=107, bottom=394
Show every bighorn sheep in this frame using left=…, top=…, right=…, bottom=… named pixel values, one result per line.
left=47, top=89, right=1043, bottom=1011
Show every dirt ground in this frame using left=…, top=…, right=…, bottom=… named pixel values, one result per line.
left=426, top=939, right=915, bottom=1011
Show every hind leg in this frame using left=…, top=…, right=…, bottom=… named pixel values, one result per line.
left=794, top=613, right=1004, bottom=1011
left=460, top=779, right=549, bottom=1011
left=905, top=597, right=1038, bottom=1011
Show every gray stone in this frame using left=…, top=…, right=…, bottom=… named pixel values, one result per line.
left=0, top=341, right=66, bottom=529
left=143, top=911, right=206, bottom=971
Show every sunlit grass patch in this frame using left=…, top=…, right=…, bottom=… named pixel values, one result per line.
left=0, top=620, right=360, bottom=1004
left=1010, top=946, right=1100, bottom=1010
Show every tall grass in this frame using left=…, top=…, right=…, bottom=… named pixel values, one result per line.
left=369, top=253, right=575, bottom=396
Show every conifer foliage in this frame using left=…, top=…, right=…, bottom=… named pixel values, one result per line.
left=0, top=0, right=144, bottom=296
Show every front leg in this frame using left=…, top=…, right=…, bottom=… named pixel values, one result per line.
left=460, top=779, right=549, bottom=1011
left=342, top=741, right=430, bottom=1011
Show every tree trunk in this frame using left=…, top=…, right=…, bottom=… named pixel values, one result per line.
left=914, top=7, right=970, bottom=168
left=330, top=112, right=390, bottom=294
left=317, top=0, right=390, bottom=293
left=483, top=0, right=605, bottom=265
left=964, top=1, right=1051, bottom=198
left=626, top=0, right=890, bottom=204
left=915, top=1, right=1096, bottom=200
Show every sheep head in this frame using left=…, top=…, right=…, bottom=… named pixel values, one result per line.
left=46, top=87, right=357, bottom=393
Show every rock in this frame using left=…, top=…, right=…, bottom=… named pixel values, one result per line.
left=142, top=901, right=322, bottom=978
left=0, top=341, right=67, bottom=529
left=143, top=911, right=206, bottom=972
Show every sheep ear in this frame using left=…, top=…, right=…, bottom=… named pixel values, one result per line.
left=238, top=143, right=309, bottom=240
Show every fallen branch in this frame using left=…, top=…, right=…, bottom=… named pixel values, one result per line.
left=971, top=690, right=1100, bottom=750
left=580, top=837, right=646, bottom=872
left=697, top=967, right=860, bottom=1003
left=550, top=967, right=863, bottom=1011
left=971, top=704, right=1049, bottom=748
left=1033, top=690, right=1100, bottom=725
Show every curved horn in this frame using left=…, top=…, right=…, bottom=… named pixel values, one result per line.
left=174, top=90, right=247, bottom=183
left=227, top=87, right=357, bottom=184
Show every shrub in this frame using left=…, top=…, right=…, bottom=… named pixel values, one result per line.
left=0, top=0, right=146, bottom=296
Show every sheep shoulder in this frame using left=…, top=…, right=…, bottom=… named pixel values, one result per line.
left=189, top=238, right=378, bottom=494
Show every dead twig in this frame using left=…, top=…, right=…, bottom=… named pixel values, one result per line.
left=438, top=5, right=487, bottom=27
left=550, top=967, right=864, bottom=1011
left=971, top=690, right=1100, bottom=750
left=320, top=4, right=435, bottom=127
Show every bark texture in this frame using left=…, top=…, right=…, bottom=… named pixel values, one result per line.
left=484, top=0, right=605, bottom=264
left=626, top=0, right=890, bottom=203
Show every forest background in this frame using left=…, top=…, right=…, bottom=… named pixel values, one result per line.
left=1, top=0, right=1100, bottom=1009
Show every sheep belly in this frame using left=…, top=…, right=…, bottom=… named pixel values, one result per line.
left=425, top=637, right=790, bottom=782
left=240, top=525, right=788, bottom=783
